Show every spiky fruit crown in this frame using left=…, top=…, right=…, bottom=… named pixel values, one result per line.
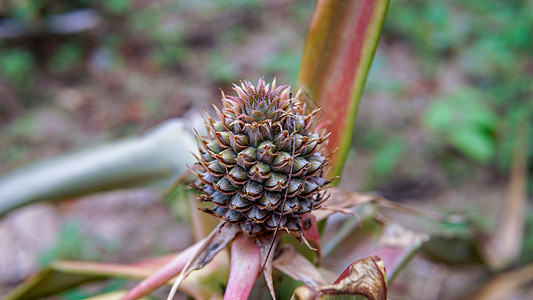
left=192, top=79, right=330, bottom=236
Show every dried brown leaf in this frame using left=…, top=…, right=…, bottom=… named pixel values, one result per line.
left=292, top=256, right=387, bottom=300
left=273, top=245, right=326, bottom=287
left=167, top=222, right=240, bottom=300
left=256, top=233, right=278, bottom=300
left=313, top=188, right=374, bottom=221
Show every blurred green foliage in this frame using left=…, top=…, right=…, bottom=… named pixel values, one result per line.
left=39, top=222, right=92, bottom=265
left=103, top=0, right=132, bottom=14
left=208, top=50, right=241, bottom=83
left=423, top=88, right=497, bottom=163
left=48, top=42, right=84, bottom=74
left=380, top=0, right=532, bottom=174
left=372, top=137, right=406, bottom=178
left=521, top=207, right=533, bottom=265
left=365, top=53, right=403, bottom=95
left=261, top=51, right=301, bottom=84
left=0, top=0, right=307, bottom=96
left=61, top=279, right=128, bottom=300
left=386, top=0, right=533, bottom=74
left=1, top=112, right=36, bottom=163
left=39, top=222, right=119, bottom=266
left=0, top=49, right=35, bottom=86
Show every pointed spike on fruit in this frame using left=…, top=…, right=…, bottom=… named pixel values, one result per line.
left=233, top=85, right=246, bottom=99
left=224, top=98, right=240, bottom=109
left=280, top=87, right=290, bottom=100
left=203, top=107, right=216, bottom=125
left=294, top=87, right=304, bottom=100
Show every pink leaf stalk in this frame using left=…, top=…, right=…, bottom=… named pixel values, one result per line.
left=224, top=235, right=261, bottom=300
left=121, top=241, right=203, bottom=300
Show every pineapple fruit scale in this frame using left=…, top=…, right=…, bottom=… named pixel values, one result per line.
left=192, top=79, right=331, bottom=236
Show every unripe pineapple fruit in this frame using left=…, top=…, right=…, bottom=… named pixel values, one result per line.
left=192, top=79, right=330, bottom=236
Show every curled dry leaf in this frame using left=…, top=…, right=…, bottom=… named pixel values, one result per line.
left=167, top=223, right=240, bottom=300
left=273, top=245, right=326, bottom=287
left=291, top=256, right=387, bottom=300
left=316, top=187, right=444, bottom=223
left=256, top=233, right=279, bottom=300
left=313, top=188, right=375, bottom=221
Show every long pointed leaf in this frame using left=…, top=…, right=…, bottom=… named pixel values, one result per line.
left=4, top=255, right=175, bottom=300
left=86, top=290, right=151, bottom=300
left=0, top=119, right=197, bottom=217
left=4, top=251, right=228, bottom=300
left=4, top=268, right=103, bottom=300
left=297, top=0, right=389, bottom=177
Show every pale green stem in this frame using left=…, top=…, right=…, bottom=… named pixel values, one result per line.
left=0, top=119, right=197, bottom=217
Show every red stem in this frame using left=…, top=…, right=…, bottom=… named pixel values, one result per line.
left=224, top=235, right=261, bottom=300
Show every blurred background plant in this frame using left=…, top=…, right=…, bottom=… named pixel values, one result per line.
left=0, top=0, right=531, bottom=299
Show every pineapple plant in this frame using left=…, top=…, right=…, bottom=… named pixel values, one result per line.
left=191, top=78, right=331, bottom=237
